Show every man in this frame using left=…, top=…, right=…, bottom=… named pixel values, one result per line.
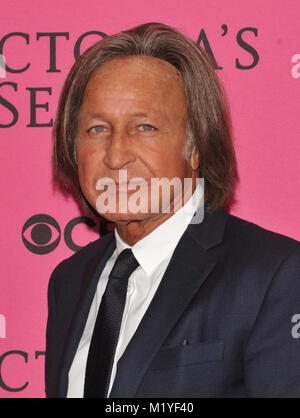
left=46, top=22, right=300, bottom=398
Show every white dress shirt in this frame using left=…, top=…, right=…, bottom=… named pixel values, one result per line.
left=67, top=185, right=202, bottom=397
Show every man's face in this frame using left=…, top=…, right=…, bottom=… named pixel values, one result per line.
left=76, top=55, right=196, bottom=224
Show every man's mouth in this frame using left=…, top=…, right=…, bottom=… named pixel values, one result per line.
left=115, top=179, right=148, bottom=191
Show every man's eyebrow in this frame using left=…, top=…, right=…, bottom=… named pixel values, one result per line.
left=78, top=112, right=105, bottom=121
left=90, top=112, right=106, bottom=119
left=80, top=112, right=151, bottom=119
left=131, top=112, right=149, bottom=118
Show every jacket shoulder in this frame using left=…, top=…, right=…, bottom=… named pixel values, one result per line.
left=224, top=212, right=300, bottom=264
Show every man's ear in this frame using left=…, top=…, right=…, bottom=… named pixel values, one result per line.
left=190, top=146, right=200, bottom=171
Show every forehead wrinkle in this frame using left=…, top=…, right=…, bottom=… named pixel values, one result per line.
left=81, top=89, right=171, bottom=124
left=86, top=55, right=184, bottom=97
left=79, top=100, right=170, bottom=127
left=80, top=55, right=187, bottom=127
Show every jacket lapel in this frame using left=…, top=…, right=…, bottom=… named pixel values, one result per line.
left=58, top=232, right=116, bottom=397
left=109, top=207, right=228, bottom=398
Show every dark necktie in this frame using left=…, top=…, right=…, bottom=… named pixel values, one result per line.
left=84, top=248, right=139, bottom=398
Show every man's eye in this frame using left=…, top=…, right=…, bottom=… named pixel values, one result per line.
left=139, top=124, right=156, bottom=132
left=89, top=126, right=106, bottom=134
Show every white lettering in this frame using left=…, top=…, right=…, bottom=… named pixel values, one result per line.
left=291, top=54, right=300, bottom=79
left=291, top=314, right=300, bottom=339
left=0, top=314, right=6, bottom=339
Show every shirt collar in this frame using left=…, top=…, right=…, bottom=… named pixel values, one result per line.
left=114, top=183, right=203, bottom=277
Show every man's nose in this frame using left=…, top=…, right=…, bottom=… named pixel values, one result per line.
left=103, top=130, right=136, bottom=170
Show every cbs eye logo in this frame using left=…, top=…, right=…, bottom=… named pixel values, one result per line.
left=22, top=214, right=112, bottom=255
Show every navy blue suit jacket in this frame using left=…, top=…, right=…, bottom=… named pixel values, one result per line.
left=45, top=207, right=300, bottom=398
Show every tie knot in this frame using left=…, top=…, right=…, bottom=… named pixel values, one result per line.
left=109, top=248, right=139, bottom=280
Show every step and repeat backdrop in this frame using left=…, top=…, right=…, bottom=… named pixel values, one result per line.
left=0, top=0, right=299, bottom=398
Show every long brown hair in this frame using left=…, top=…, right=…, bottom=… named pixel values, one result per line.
left=52, top=22, right=238, bottom=213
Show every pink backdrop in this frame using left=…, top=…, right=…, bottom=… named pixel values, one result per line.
left=0, top=0, right=299, bottom=397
